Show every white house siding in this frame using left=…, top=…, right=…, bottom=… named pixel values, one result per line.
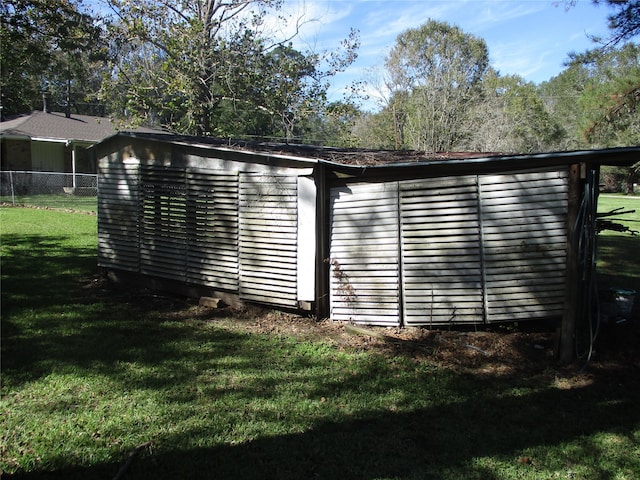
left=139, top=165, right=188, bottom=281
left=185, top=169, right=239, bottom=291
left=98, top=145, right=315, bottom=308
left=400, top=176, right=484, bottom=326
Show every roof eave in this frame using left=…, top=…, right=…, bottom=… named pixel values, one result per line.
left=322, top=147, right=640, bottom=181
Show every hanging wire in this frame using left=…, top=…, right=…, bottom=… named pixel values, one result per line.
left=572, top=168, right=601, bottom=371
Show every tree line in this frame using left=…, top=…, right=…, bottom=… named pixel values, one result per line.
left=1, top=0, right=638, bottom=165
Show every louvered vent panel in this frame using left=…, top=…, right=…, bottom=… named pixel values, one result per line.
left=400, top=176, right=484, bottom=326
left=186, top=170, right=239, bottom=290
left=97, top=161, right=140, bottom=271
left=329, top=183, right=400, bottom=326
left=239, top=174, right=298, bottom=307
left=480, top=170, right=568, bottom=322
left=140, top=166, right=188, bottom=281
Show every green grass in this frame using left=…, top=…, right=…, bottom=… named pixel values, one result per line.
left=0, top=194, right=97, bottom=213
left=597, top=194, right=640, bottom=295
left=2, top=206, right=639, bottom=479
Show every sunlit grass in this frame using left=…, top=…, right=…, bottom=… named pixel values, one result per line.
left=2, top=206, right=639, bottom=479
left=0, top=193, right=97, bottom=212
left=597, top=194, right=640, bottom=294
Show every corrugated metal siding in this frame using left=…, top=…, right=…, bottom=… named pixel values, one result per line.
left=400, top=176, right=484, bottom=326
left=139, top=166, right=188, bottom=281
left=480, top=171, right=568, bottom=322
left=97, top=160, right=140, bottom=271
left=328, top=170, right=569, bottom=326
left=185, top=170, right=239, bottom=291
left=329, top=183, right=400, bottom=326
left=239, top=173, right=298, bottom=307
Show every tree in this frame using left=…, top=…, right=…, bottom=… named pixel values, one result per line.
left=380, top=20, right=489, bottom=152
left=100, top=0, right=358, bottom=137
left=561, top=0, right=639, bottom=148
left=539, top=63, right=592, bottom=150
left=466, top=70, right=563, bottom=153
left=575, top=44, right=640, bottom=147
left=0, top=0, right=108, bottom=118
left=595, top=0, right=640, bottom=45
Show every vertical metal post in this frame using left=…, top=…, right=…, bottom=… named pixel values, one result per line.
left=9, top=170, right=15, bottom=205
left=396, top=181, right=404, bottom=327
left=71, top=144, right=77, bottom=189
left=476, top=174, right=489, bottom=325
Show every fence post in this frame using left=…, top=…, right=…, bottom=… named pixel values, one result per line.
left=72, top=145, right=77, bottom=189
left=9, top=170, right=15, bottom=205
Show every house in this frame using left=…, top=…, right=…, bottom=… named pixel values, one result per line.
left=0, top=109, right=164, bottom=176
left=94, top=131, right=638, bottom=358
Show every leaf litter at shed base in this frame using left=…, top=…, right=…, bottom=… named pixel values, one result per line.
left=93, top=275, right=640, bottom=378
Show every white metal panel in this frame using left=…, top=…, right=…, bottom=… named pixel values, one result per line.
left=139, top=166, right=188, bottom=281
left=400, top=176, right=484, bottom=326
left=97, top=160, right=140, bottom=271
left=480, top=170, right=568, bottom=322
left=185, top=169, right=239, bottom=291
left=329, top=182, right=400, bottom=326
left=239, top=173, right=298, bottom=307
left=297, top=176, right=316, bottom=302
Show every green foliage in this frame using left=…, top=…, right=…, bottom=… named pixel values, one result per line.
left=467, top=71, right=563, bottom=153
left=0, top=0, right=109, bottom=117
left=596, top=0, right=640, bottom=45
left=382, top=20, right=489, bottom=152
left=577, top=44, right=640, bottom=147
left=100, top=0, right=359, bottom=138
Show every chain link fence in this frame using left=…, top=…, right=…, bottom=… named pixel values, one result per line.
left=1, top=171, right=98, bottom=212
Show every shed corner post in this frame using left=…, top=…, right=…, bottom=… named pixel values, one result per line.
left=559, top=162, right=583, bottom=364
left=314, top=164, right=330, bottom=319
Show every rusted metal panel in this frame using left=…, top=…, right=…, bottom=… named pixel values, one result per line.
left=239, top=173, right=299, bottom=307
left=329, top=182, right=400, bottom=326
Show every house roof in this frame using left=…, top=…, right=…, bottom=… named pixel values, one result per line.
left=0, top=111, right=164, bottom=144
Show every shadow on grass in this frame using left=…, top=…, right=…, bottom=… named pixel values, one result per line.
left=8, top=374, right=640, bottom=480
left=3, top=231, right=640, bottom=479
left=597, top=234, right=640, bottom=295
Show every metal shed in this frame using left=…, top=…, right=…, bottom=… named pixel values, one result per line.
left=97, top=133, right=318, bottom=310
left=95, top=133, right=638, bottom=333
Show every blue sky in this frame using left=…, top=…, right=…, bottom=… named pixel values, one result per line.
left=269, top=0, right=617, bottom=107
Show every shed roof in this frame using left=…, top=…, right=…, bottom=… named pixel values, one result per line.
left=0, top=111, right=164, bottom=144
left=103, top=131, right=640, bottom=176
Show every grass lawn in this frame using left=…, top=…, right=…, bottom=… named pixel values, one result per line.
left=0, top=194, right=97, bottom=213
left=597, top=194, right=640, bottom=295
left=1, top=205, right=639, bottom=479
